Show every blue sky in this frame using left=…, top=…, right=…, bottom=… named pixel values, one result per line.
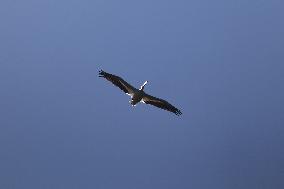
left=0, top=0, right=283, bottom=188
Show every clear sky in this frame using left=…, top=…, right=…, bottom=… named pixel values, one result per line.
left=0, top=0, right=284, bottom=188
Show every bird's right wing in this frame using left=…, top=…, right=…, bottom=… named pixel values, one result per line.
left=142, top=93, right=182, bottom=116
left=99, top=70, right=136, bottom=96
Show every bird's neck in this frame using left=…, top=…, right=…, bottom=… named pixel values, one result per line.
left=139, top=81, right=148, bottom=90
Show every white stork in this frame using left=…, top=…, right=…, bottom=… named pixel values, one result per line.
left=99, top=70, right=182, bottom=116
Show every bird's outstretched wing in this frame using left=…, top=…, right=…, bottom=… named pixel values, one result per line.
left=99, top=70, right=136, bottom=96
left=142, top=93, right=182, bottom=116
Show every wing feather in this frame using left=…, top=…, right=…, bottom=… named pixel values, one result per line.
left=99, top=70, right=136, bottom=95
left=142, top=93, right=182, bottom=116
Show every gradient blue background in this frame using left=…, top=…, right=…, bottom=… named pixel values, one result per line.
left=0, top=0, right=284, bottom=188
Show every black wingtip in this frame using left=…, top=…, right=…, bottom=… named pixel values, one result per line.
left=98, top=70, right=105, bottom=77
left=175, top=109, right=182, bottom=116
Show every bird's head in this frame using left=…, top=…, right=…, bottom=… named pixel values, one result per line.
left=139, top=81, right=148, bottom=91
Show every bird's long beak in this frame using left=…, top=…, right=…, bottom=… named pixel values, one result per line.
left=143, top=81, right=148, bottom=87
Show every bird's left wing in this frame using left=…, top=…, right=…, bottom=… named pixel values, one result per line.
left=142, top=93, right=182, bottom=116
left=99, top=70, right=136, bottom=96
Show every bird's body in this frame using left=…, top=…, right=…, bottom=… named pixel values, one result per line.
left=130, top=89, right=144, bottom=106
left=99, top=70, right=182, bottom=116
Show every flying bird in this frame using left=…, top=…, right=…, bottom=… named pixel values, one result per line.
left=99, top=70, right=182, bottom=116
